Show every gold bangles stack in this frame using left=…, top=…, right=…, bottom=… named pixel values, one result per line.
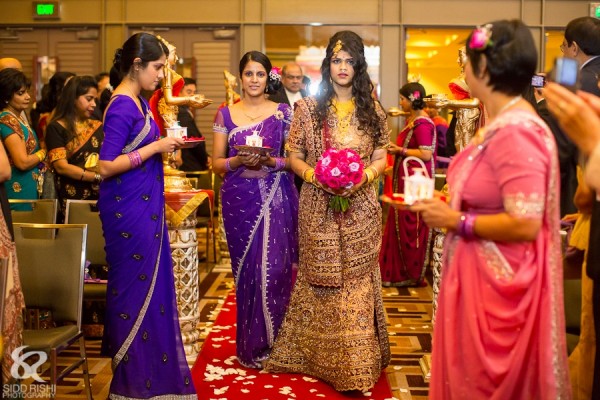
left=302, top=167, right=315, bottom=184
left=364, top=166, right=379, bottom=184
left=34, top=149, right=46, bottom=162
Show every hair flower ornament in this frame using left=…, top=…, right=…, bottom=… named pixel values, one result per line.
left=408, top=91, right=421, bottom=102
left=469, top=24, right=494, bottom=51
left=269, top=67, right=282, bottom=82
left=332, top=40, right=343, bottom=57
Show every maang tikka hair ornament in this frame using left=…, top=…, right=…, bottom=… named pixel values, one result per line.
left=469, top=24, right=494, bottom=51
left=332, top=40, right=343, bottom=57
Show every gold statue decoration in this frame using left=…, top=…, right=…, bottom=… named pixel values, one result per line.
left=150, top=35, right=213, bottom=134
left=425, top=47, right=485, bottom=153
left=149, top=35, right=213, bottom=182
left=223, top=70, right=240, bottom=106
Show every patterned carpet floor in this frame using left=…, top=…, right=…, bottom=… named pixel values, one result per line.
left=22, top=264, right=433, bottom=400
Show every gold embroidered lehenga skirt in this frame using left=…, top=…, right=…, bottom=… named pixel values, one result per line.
left=265, top=183, right=390, bottom=391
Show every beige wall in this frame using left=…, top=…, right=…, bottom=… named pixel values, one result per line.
left=0, top=0, right=593, bottom=130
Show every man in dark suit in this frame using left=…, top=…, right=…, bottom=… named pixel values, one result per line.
left=178, top=77, right=209, bottom=171
left=269, top=62, right=307, bottom=192
left=268, top=62, right=307, bottom=107
left=561, top=16, right=600, bottom=399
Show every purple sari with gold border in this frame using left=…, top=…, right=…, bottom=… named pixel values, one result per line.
left=213, top=103, right=298, bottom=368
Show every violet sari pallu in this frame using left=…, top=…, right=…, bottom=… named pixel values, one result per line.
left=430, top=110, right=570, bottom=399
left=379, top=117, right=436, bottom=286
left=214, top=103, right=298, bottom=368
left=98, top=95, right=196, bottom=399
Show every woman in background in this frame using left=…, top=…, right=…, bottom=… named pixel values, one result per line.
left=379, top=82, right=435, bottom=287
left=212, top=50, right=298, bottom=368
left=46, top=75, right=104, bottom=222
left=98, top=32, right=195, bottom=399
left=0, top=68, right=45, bottom=206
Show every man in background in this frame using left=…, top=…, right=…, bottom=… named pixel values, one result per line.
left=178, top=77, right=210, bottom=171
left=269, top=62, right=307, bottom=106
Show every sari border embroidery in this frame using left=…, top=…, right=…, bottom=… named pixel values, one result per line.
left=122, top=112, right=152, bottom=154
left=112, top=207, right=165, bottom=370
left=503, top=192, right=545, bottom=219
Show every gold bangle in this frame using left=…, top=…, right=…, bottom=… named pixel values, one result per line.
left=35, top=150, right=46, bottom=162
left=364, top=168, right=375, bottom=184
left=367, top=166, right=379, bottom=179
left=302, top=167, right=315, bottom=184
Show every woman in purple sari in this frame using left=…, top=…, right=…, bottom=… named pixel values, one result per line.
left=98, top=33, right=196, bottom=399
left=213, top=51, right=298, bottom=369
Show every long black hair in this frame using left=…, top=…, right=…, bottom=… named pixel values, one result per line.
left=316, top=30, right=381, bottom=139
left=49, top=75, right=98, bottom=140
left=113, top=32, right=169, bottom=77
left=238, top=51, right=281, bottom=95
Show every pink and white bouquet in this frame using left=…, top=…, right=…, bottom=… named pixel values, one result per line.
left=314, top=148, right=364, bottom=212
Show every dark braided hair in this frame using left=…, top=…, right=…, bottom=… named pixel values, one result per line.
left=316, top=30, right=382, bottom=141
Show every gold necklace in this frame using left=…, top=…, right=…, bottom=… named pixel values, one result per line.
left=332, top=98, right=355, bottom=136
left=241, top=105, right=264, bottom=122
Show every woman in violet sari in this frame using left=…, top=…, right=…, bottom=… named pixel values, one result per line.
left=411, top=20, right=570, bottom=399
left=379, top=82, right=435, bottom=287
left=46, top=75, right=104, bottom=223
left=212, top=51, right=298, bottom=369
left=98, top=32, right=195, bottom=399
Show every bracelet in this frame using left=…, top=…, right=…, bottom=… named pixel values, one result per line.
left=80, top=170, right=86, bottom=181
left=225, top=157, right=238, bottom=172
left=364, top=168, right=375, bottom=184
left=457, top=212, right=477, bottom=239
left=273, top=157, right=286, bottom=171
left=35, top=149, right=46, bottom=162
left=366, top=166, right=379, bottom=183
left=400, top=147, right=408, bottom=157
left=127, top=150, right=142, bottom=169
left=302, top=167, right=315, bottom=184
left=93, top=173, right=102, bottom=184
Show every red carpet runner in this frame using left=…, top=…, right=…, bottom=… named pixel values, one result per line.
left=191, top=292, right=394, bottom=400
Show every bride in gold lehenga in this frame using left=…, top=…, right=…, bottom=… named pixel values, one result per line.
left=264, top=30, right=390, bottom=392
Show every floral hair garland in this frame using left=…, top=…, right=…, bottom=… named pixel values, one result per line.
left=469, top=24, right=494, bottom=51
left=408, top=90, right=421, bottom=102
left=269, top=67, right=282, bottom=82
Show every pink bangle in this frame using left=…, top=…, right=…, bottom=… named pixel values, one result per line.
left=273, top=157, right=285, bottom=171
left=457, top=212, right=477, bottom=239
left=127, top=150, right=142, bottom=169
left=401, top=147, right=408, bottom=157
left=225, top=157, right=237, bottom=172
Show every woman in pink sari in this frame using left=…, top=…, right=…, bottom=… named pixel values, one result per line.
left=411, top=20, right=571, bottom=399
